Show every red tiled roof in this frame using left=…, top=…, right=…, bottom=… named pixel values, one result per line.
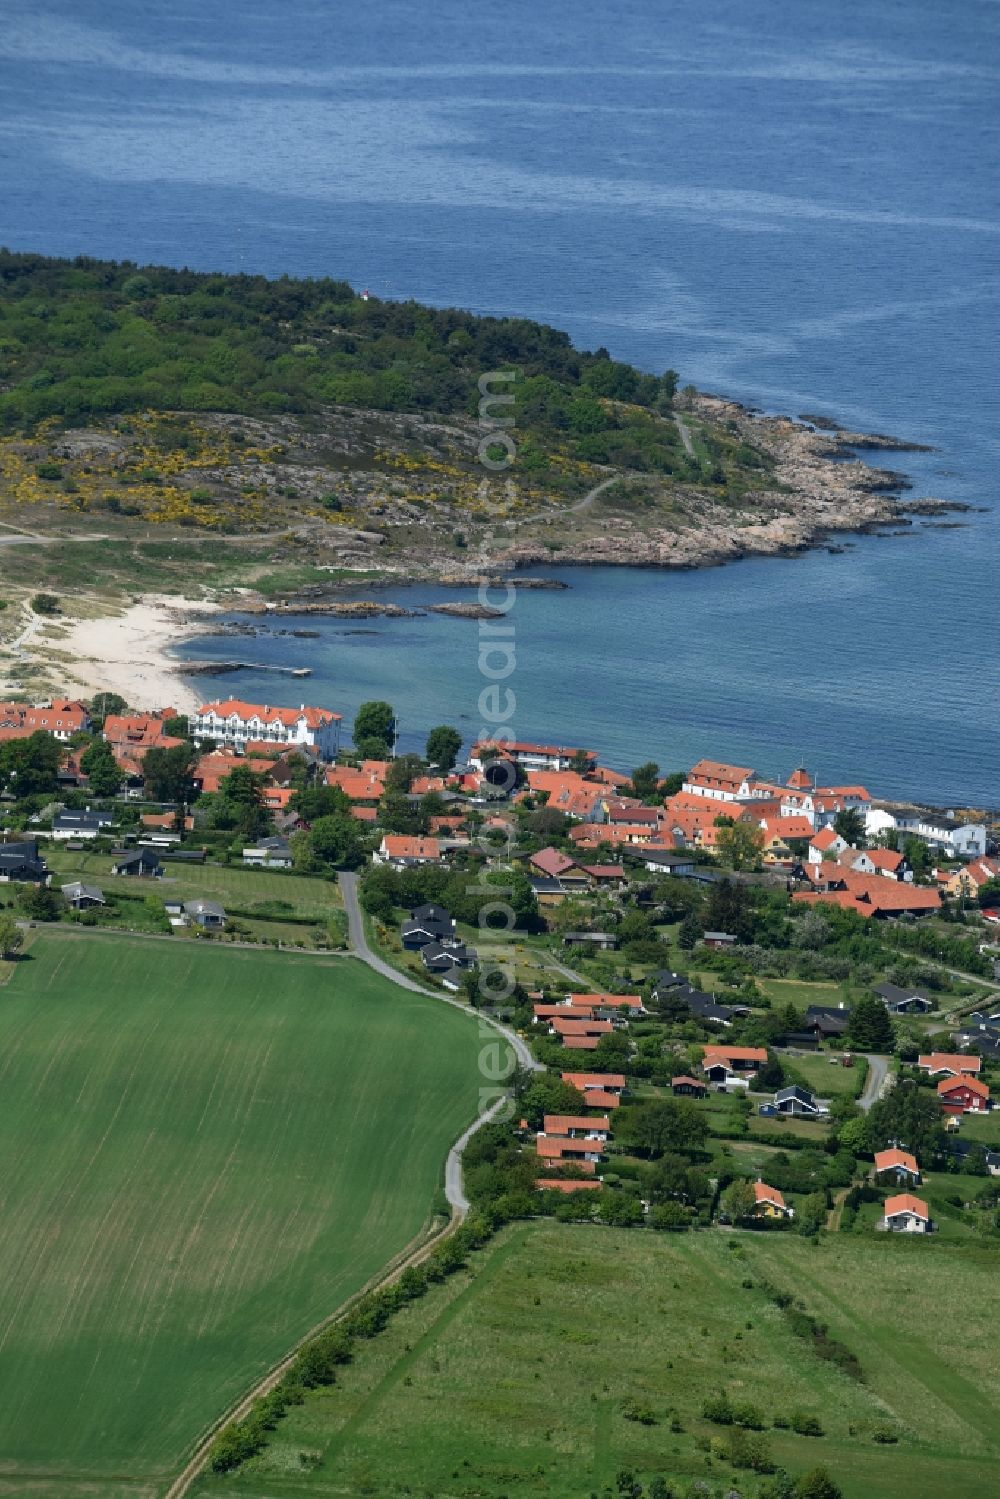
left=672, top=1075, right=705, bottom=1089
left=883, top=1192, right=929, bottom=1220
left=703, top=1045, right=768, bottom=1063
left=551, top=1016, right=613, bottom=1036
left=381, top=835, right=441, bottom=860
left=754, top=1182, right=787, bottom=1210
left=542, top=1115, right=611, bottom=1135
left=197, top=699, right=340, bottom=728
left=918, top=1053, right=981, bottom=1075
left=530, top=846, right=579, bottom=878
left=561, top=1072, right=626, bottom=1089
left=687, top=758, right=755, bottom=785
left=874, top=1148, right=919, bottom=1175
left=567, top=993, right=643, bottom=1011
left=760, top=815, right=816, bottom=842
left=536, top=1178, right=602, bottom=1193
left=937, top=1075, right=990, bottom=1100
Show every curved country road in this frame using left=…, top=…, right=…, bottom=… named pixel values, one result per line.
left=858, top=1053, right=890, bottom=1112
left=339, top=871, right=541, bottom=1210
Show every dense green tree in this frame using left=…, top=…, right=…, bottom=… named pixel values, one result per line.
left=793, top=1468, right=843, bottom=1499
left=308, top=813, right=364, bottom=869
left=757, top=1053, right=786, bottom=1090
left=715, top=819, right=765, bottom=872
left=0, top=913, right=23, bottom=958
left=721, top=1177, right=757, bottom=1224
left=142, top=743, right=198, bottom=802
left=677, top=911, right=701, bottom=950
left=211, top=764, right=268, bottom=838
left=89, top=691, right=128, bottom=727
left=353, top=701, right=395, bottom=754
left=378, top=791, right=426, bottom=835
left=867, top=1081, right=946, bottom=1165
left=647, top=1153, right=708, bottom=1205
left=0, top=731, right=62, bottom=798
left=290, top=783, right=351, bottom=821
left=425, top=725, right=462, bottom=771
left=833, top=808, right=866, bottom=847
left=385, top=753, right=424, bottom=793
left=18, top=885, right=62, bottom=921
left=629, top=761, right=661, bottom=799
left=705, top=877, right=754, bottom=942
left=517, top=1073, right=591, bottom=1129
left=79, top=738, right=122, bottom=796
left=847, top=994, right=895, bottom=1051
left=619, top=1098, right=707, bottom=1158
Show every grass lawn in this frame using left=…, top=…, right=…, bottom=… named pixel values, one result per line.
left=190, top=1223, right=1000, bottom=1499
left=0, top=934, right=481, bottom=1494
left=747, top=1112, right=826, bottom=1141
left=46, top=846, right=342, bottom=923
left=757, top=977, right=853, bottom=1009
left=786, top=1051, right=864, bottom=1097
left=949, top=1110, right=1000, bottom=1147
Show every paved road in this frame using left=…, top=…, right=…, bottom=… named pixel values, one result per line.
left=339, top=872, right=542, bottom=1211
left=858, top=1053, right=890, bottom=1112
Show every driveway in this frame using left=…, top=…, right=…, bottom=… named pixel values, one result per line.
left=858, top=1053, right=890, bottom=1112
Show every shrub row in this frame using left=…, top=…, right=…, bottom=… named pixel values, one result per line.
left=754, top=1278, right=863, bottom=1382
left=207, top=1213, right=493, bottom=1473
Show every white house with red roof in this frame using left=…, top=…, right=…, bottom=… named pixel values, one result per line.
left=807, top=825, right=848, bottom=863
left=0, top=699, right=91, bottom=741
left=374, top=835, right=442, bottom=869
left=682, top=759, right=759, bottom=802
left=880, top=1193, right=930, bottom=1232
left=192, top=699, right=341, bottom=759
left=471, top=739, right=595, bottom=773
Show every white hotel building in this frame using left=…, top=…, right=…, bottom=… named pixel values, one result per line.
left=192, top=700, right=341, bottom=760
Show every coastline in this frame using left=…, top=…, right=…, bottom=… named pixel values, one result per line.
left=33, top=598, right=221, bottom=714
left=1, top=398, right=966, bottom=713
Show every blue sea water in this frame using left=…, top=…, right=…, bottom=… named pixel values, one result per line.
left=0, top=0, right=997, bottom=803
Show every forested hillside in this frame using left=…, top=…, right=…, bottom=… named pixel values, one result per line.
left=0, top=251, right=686, bottom=474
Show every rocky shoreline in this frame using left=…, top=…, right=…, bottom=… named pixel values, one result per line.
left=237, top=396, right=965, bottom=594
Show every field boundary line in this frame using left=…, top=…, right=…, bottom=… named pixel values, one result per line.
left=163, top=1208, right=461, bottom=1499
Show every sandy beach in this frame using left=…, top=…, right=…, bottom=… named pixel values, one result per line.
left=44, top=597, right=221, bottom=714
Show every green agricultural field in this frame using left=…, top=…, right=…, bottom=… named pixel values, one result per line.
left=0, top=935, right=481, bottom=1495
left=191, top=1223, right=1000, bottom=1499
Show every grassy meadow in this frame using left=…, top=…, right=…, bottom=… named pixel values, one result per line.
left=191, top=1222, right=1000, bottom=1499
left=0, top=935, right=481, bottom=1494
left=43, top=846, right=345, bottom=945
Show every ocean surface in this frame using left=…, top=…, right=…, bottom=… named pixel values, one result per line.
left=1, top=1, right=997, bottom=804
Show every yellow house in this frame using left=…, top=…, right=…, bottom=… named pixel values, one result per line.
left=753, top=1181, right=794, bottom=1219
